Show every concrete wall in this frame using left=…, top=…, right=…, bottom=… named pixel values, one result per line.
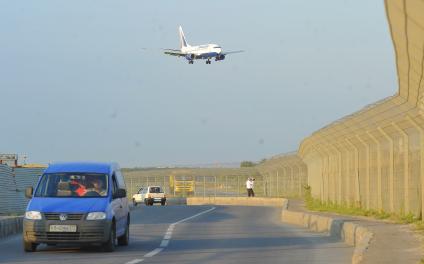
left=187, top=196, right=286, bottom=207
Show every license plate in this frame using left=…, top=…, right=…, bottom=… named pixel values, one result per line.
left=49, top=225, right=77, bottom=232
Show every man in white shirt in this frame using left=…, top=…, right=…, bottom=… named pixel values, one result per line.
left=246, top=178, right=255, bottom=197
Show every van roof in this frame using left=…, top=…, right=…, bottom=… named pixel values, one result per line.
left=44, top=162, right=116, bottom=174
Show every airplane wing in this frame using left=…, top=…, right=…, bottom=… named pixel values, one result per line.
left=222, top=50, right=244, bottom=55
left=163, top=49, right=186, bottom=57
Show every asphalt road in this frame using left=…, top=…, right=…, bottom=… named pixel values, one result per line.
left=0, top=205, right=353, bottom=264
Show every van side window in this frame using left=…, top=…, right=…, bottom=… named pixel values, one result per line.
left=112, top=174, right=119, bottom=197
left=115, top=169, right=126, bottom=189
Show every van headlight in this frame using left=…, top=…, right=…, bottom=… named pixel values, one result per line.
left=86, top=212, right=106, bottom=220
left=25, top=211, right=42, bottom=220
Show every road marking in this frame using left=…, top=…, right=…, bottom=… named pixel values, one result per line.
left=173, top=207, right=216, bottom=225
left=125, top=259, right=144, bottom=264
left=144, top=248, right=163, bottom=257
left=129, top=207, right=216, bottom=263
left=160, top=239, right=170, bottom=247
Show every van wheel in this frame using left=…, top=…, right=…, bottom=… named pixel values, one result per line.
left=23, top=241, right=37, bottom=252
left=103, top=222, right=116, bottom=252
left=161, top=201, right=166, bottom=206
left=118, top=216, right=130, bottom=246
left=132, top=199, right=137, bottom=206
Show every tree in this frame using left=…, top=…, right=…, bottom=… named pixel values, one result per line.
left=240, top=161, right=256, bottom=167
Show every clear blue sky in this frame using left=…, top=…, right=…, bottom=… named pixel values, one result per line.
left=0, top=0, right=397, bottom=167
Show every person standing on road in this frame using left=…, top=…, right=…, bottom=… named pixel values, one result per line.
left=246, top=178, right=255, bottom=197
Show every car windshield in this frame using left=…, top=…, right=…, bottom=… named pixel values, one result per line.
left=149, top=187, right=162, bottom=193
left=34, top=173, right=108, bottom=198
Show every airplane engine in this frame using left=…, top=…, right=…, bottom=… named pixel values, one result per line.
left=215, top=54, right=225, bottom=61
left=186, top=54, right=195, bottom=60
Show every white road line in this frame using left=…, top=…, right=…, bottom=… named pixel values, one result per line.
left=172, top=207, right=216, bottom=225
left=127, top=207, right=216, bottom=263
left=160, top=239, right=170, bottom=247
left=125, top=259, right=144, bottom=264
left=144, top=248, right=163, bottom=257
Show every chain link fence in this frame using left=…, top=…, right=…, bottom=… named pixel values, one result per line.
left=298, top=1, right=424, bottom=217
left=123, top=164, right=306, bottom=199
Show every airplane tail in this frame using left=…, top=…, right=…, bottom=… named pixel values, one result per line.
left=179, top=26, right=189, bottom=49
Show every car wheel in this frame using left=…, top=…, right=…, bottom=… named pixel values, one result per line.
left=133, top=199, right=137, bottom=206
left=161, top=201, right=166, bottom=206
left=103, top=222, right=116, bottom=252
left=118, top=216, right=130, bottom=246
left=23, top=241, right=37, bottom=252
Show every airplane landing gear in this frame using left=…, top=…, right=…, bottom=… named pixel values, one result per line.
left=188, top=60, right=194, bottom=64
left=206, top=60, right=211, bottom=64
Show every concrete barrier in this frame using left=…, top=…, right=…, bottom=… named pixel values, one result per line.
left=187, top=197, right=287, bottom=207
left=281, top=209, right=372, bottom=264
left=0, top=216, right=23, bottom=239
left=166, top=197, right=187, bottom=205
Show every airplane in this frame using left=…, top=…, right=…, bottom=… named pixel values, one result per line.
left=163, top=26, right=243, bottom=64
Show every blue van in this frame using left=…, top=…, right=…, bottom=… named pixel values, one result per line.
left=23, top=162, right=130, bottom=252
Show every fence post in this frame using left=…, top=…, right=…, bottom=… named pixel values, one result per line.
left=237, top=175, right=240, bottom=196
left=312, top=146, right=325, bottom=202
left=392, top=122, right=410, bottom=214
left=331, top=143, right=343, bottom=205
left=406, top=115, right=424, bottom=218
left=367, top=131, right=383, bottom=211
left=277, top=168, right=280, bottom=197
left=357, top=134, right=370, bottom=210
left=346, top=138, right=361, bottom=207
left=203, top=176, right=206, bottom=198
left=322, top=144, right=336, bottom=203
left=378, top=126, right=395, bottom=212
left=214, top=176, right=217, bottom=198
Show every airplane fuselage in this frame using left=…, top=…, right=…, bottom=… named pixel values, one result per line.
left=182, top=44, right=223, bottom=60
left=163, top=26, right=242, bottom=64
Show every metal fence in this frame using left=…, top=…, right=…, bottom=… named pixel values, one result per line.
left=0, top=165, right=44, bottom=214
left=123, top=164, right=307, bottom=199
left=257, top=153, right=308, bottom=198
left=298, top=0, right=424, bottom=217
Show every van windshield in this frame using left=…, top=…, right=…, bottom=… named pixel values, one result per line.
left=34, top=173, right=109, bottom=198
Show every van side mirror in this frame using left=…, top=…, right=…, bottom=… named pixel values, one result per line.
left=114, top=188, right=126, bottom=199
left=25, top=187, right=33, bottom=199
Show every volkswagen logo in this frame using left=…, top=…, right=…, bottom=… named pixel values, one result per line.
left=59, top=214, right=68, bottom=221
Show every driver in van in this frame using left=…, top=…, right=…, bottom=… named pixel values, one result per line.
left=86, top=177, right=107, bottom=196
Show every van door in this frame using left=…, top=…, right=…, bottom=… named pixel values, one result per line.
left=111, top=174, right=125, bottom=236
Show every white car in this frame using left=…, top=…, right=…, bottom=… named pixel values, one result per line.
left=132, top=187, right=144, bottom=206
left=132, top=186, right=166, bottom=206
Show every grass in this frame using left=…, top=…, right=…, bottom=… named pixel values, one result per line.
left=303, top=185, right=421, bottom=224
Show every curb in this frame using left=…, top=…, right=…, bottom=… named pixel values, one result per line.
left=187, top=197, right=285, bottom=206
left=281, top=209, right=373, bottom=264
left=0, top=216, right=23, bottom=239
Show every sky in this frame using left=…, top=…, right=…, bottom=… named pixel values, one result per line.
left=0, top=0, right=397, bottom=167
